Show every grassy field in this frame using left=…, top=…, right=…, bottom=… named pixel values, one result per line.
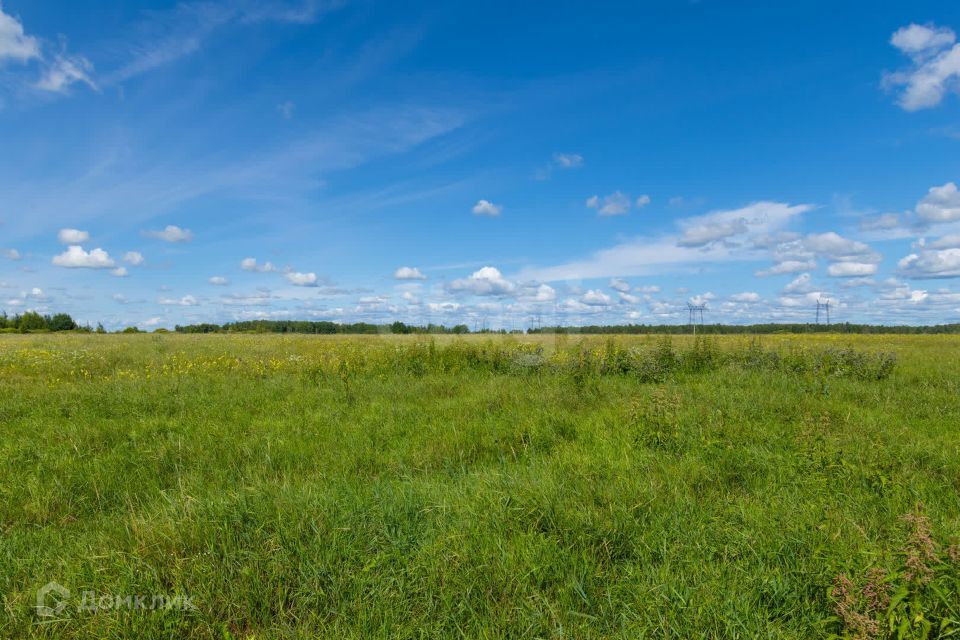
left=1, top=333, right=959, bottom=638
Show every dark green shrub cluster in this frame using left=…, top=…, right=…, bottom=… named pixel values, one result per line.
left=0, top=311, right=82, bottom=333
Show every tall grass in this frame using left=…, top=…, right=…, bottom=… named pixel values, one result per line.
left=0, top=334, right=958, bottom=638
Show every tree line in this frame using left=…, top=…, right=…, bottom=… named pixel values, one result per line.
left=3, top=313, right=959, bottom=335
left=174, top=320, right=473, bottom=334
left=527, top=322, right=960, bottom=335
left=0, top=312, right=85, bottom=333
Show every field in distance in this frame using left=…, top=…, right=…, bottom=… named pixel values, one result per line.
left=2, top=333, right=959, bottom=638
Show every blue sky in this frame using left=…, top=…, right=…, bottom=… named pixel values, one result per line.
left=2, top=0, right=960, bottom=329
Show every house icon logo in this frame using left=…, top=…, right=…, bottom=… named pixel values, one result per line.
left=36, top=581, right=70, bottom=618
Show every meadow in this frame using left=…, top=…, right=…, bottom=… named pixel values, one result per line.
left=1, top=333, right=959, bottom=639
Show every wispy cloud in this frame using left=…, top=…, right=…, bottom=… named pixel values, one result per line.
left=100, top=0, right=345, bottom=86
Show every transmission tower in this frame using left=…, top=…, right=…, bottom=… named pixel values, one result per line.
left=687, top=302, right=706, bottom=335
left=816, top=298, right=831, bottom=326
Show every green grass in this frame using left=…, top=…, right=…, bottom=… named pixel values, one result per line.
left=1, top=334, right=959, bottom=638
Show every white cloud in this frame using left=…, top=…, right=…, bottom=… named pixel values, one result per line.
left=586, top=191, right=631, bottom=216
left=286, top=271, right=318, bottom=286
left=581, top=289, right=612, bottom=306
left=522, top=283, right=556, bottom=302
left=916, top=182, right=960, bottom=223
left=679, top=218, right=748, bottom=247
left=886, top=23, right=960, bottom=110
left=144, top=225, right=193, bottom=242
left=678, top=201, right=813, bottom=248
left=899, top=248, right=960, bottom=278
left=0, top=5, right=40, bottom=64
left=159, top=294, right=198, bottom=306
left=608, top=278, right=631, bottom=292
left=801, top=231, right=881, bottom=262
left=827, top=261, right=879, bottom=277
left=689, top=292, right=715, bottom=306
left=755, top=259, right=818, bottom=276
left=859, top=213, right=902, bottom=231
left=123, top=251, right=145, bottom=266
left=208, top=276, right=229, bottom=285
left=472, top=199, right=502, bottom=217
left=36, top=54, right=97, bottom=93
left=784, top=273, right=814, bottom=294
left=618, top=292, right=641, bottom=304
left=57, top=228, right=90, bottom=244
left=928, top=234, right=960, bottom=249
left=240, top=257, right=279, bottom=272
left=52, top=246, right=115, bottom=269
left=891, top=24, right=956, bottom=55
left=394, top=266, right=427, bottom=280
left=635, top=194, right=651, bottom=209
left=449, top=266, right=515, bottom=296
left=2, top=248, right=20, bottom=260
left=427, top=302, right=461, bottom=313
left=111, top=267, right=129, bottom=277
left=552, top=152, right=583, bottom=168
left=277, top=101, right=295, bottom=119
left=730, top=292, right=761, bottom=303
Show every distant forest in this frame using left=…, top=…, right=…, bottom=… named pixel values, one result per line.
left=173, top=320, right=960, bottom=335
left=3, top=313, right=959, bottom=335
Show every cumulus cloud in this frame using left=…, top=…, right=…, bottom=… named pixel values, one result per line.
left=730, top=292, right=761, bottom=303
left=0, top=6, right=40, bottom=64
left=899, top=248, right=960, bottom=278
left=827, top=261, right=879, bottom=277
left=448, top=266, right=515, bottom=296
left=609, top=278, right=631, bottom=292
left=123, top=251, right=145, bottom=266
left=241, top=257, right=280, bottom=272
left=521, top=283, right=556, bottom=302
left=892, top=23, right=957, bottom=54
left=552, top=152, right=583, bottom=168
left=859, top=213, right=902, bottom=231
left=144, top=225, right=193, bottom=242
left=286, top=271, right=318, bottom=286
left=394, top=266, right=427, bottom=280
left=111, top=267, right=129, bottom=277
left=472, top=199, right=502, bottom=217
left=635, top=194, right=651, bottom=209
left=586, top=191, right=631, bottom=216
left=58, top=228, right=90, bottom=244
left=784, top=273, right=814, bottom=294
left=208, top=276, right=229, bottom=285
left=159, top=294, right=198, bottom=306
left=678, top=201, right=813, bottom=248
left=928, top=234, right=960, bottom=249
left=52, top=246, right=115, bottom=269
left=916, top=182, right=960, bottom=223
left=755, top=259, right=818, bottom=276
left=581, top=289, right=612, bottom=306
left=800, top=232, right=881, bottom=263
left=885, top=23, right=960, bottom=111
left=2, top=248, right=20, bottom=260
